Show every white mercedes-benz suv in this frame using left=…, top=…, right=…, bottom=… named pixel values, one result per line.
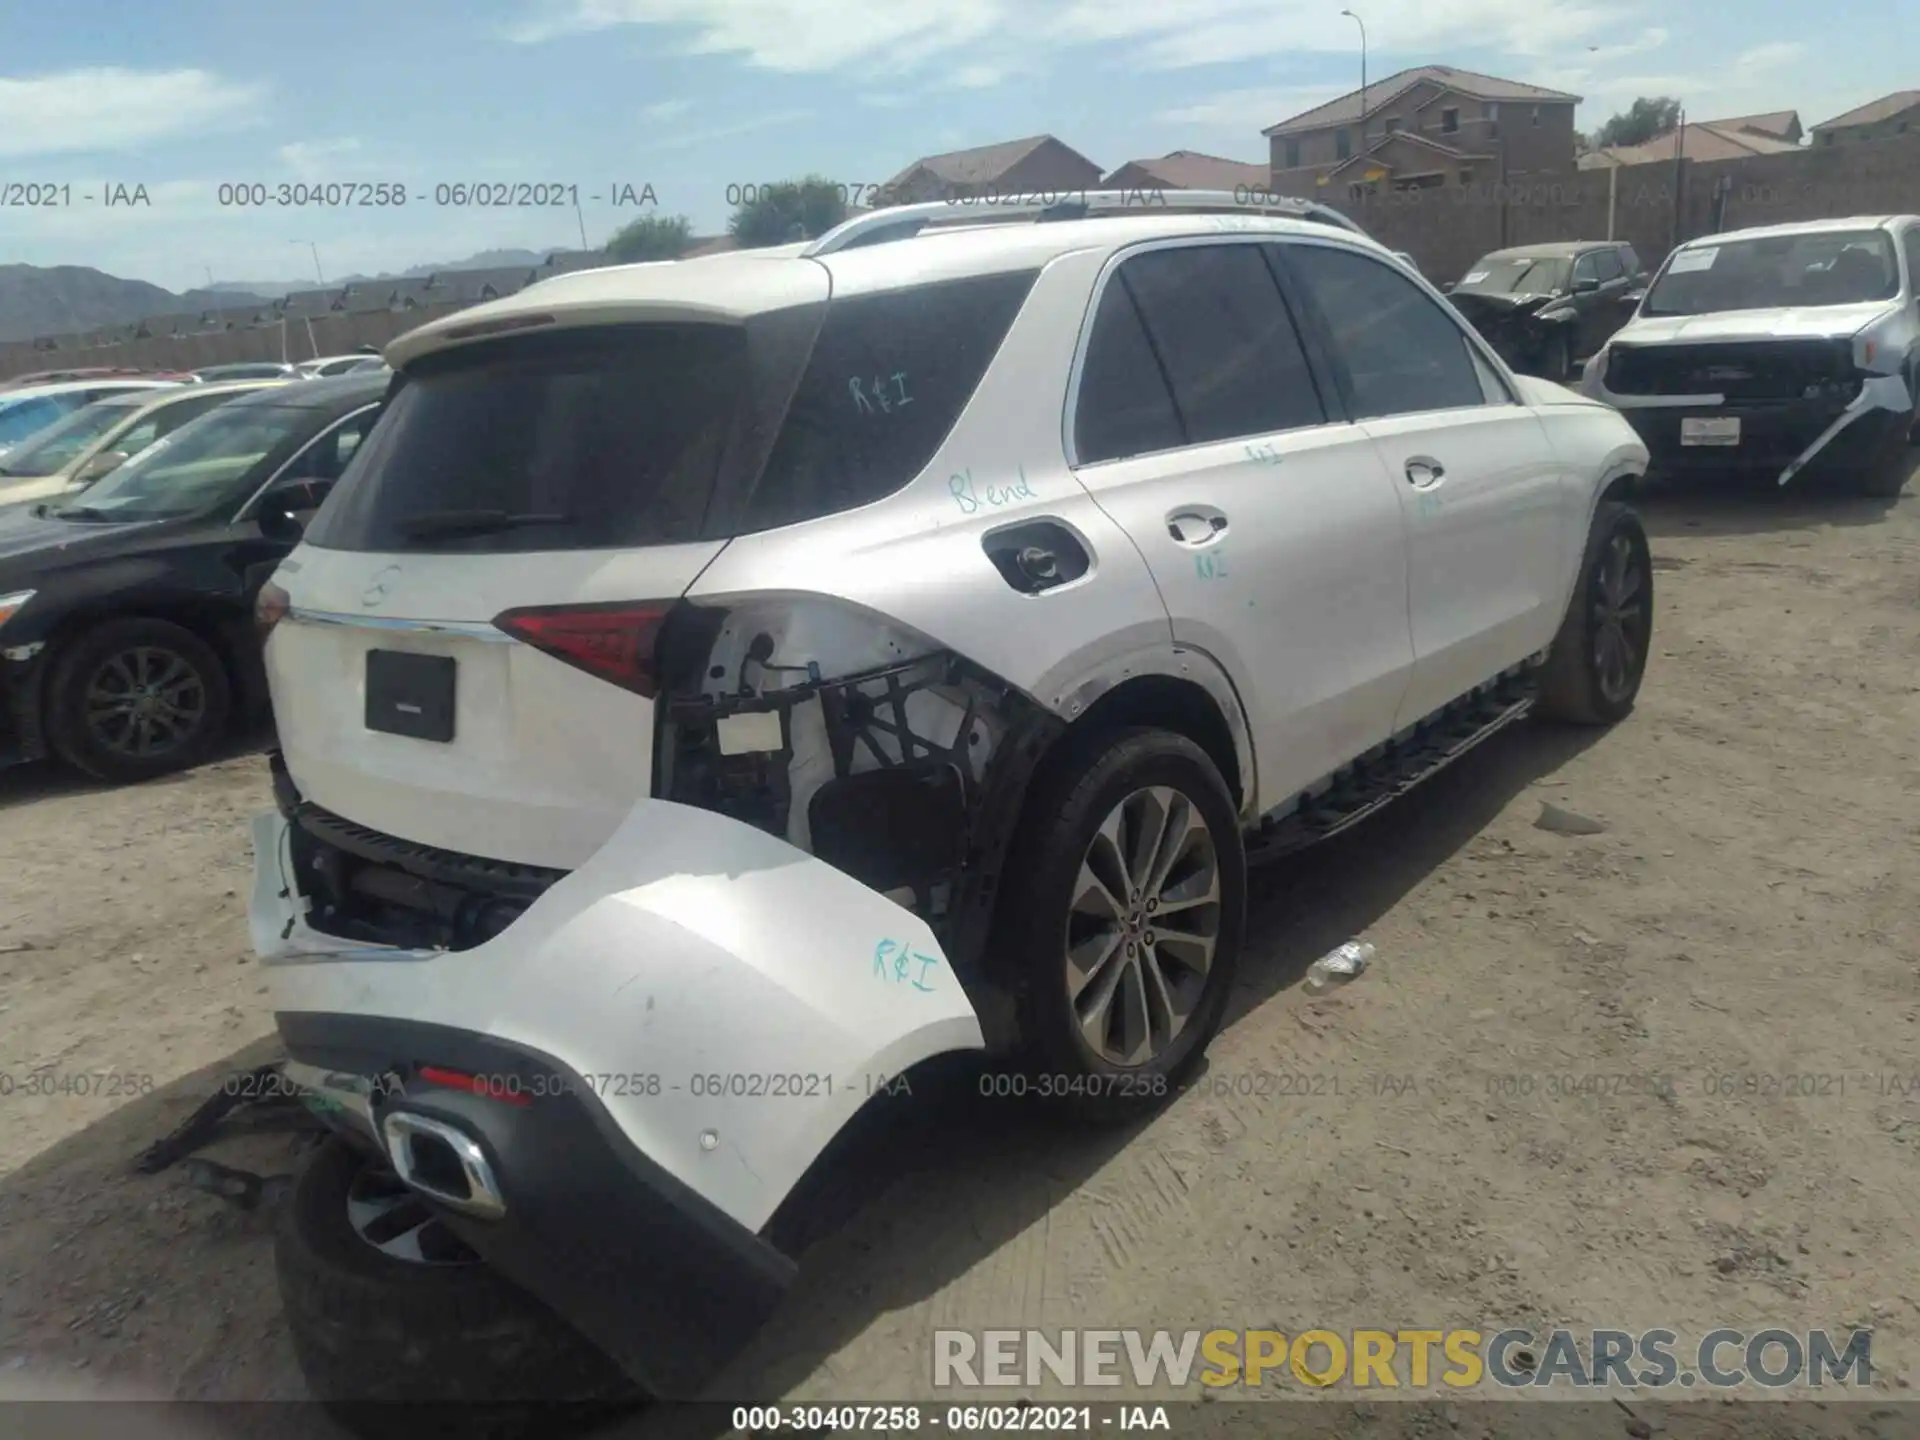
left=247, top=192, right=1654, bottom=1410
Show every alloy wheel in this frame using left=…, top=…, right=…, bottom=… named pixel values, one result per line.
left=83, top=645, right=207, bottom=758
left=1591, top=530, right=1649, bottom=705
left=1065, top=785, right=1221, bottom=1066
left=345, top=1163, right=480, bottom=1266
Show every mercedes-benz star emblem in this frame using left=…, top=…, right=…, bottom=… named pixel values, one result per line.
left=361, top=565, right=401, bottom=607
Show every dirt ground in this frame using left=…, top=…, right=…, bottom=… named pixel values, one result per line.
left=0, top=472, right=1916, bottom=1439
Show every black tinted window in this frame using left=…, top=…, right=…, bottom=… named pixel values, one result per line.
left=744, top=271, right=1036, bottom=531
left=1905, top=232, right=1920, bottom=292
left=1590, top=248, right=1625, bottom=282
left=1618, top=246, right=1642, bottom=275
left=1113, top=244, right=1325, bottom=447
left=1074, top=280, right=1184, bottom=464
left=306, top=326, right=746, bottom=554
left=283, top=408, right=378, bottom=483
left=1283, top=244, right=1487, bottom=419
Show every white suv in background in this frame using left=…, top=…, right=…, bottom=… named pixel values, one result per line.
left=249, top=192, right=1654, bottom=1410
left=1583, top=214, right=1920, bottom=494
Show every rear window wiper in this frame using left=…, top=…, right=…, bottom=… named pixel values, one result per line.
left=393, top=509, right=573, bottom=539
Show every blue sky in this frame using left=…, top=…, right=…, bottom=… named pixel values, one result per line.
left=1, top=0, right=1912, bottom=292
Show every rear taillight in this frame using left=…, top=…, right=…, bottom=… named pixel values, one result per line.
left=492, top=601, right=673, bottom=697
left=255, top=581, right=290, bottom=643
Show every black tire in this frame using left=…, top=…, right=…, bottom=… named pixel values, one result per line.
left=1853, top=418, right=1915, bottom=498
left=46, top=617, right=232, bottom=782
left=994, top=727, right=1246, bottom=1121
left=1536, top=500, right=1653, bottom=726
left=275, top=1137, right=640, bottom=1438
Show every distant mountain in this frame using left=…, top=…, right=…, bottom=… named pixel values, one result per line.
left=0, top=265, right=271, bottom=344
left=206, top=247, right=568, bottom=299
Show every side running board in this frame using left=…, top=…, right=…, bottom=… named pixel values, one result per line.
left=1245, top=670, right=1539, bottom=865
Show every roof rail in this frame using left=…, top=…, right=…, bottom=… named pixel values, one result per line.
left=802, top=189, right=1366, bottom=257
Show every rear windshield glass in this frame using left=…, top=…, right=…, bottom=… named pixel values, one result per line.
left=305, top=325, right=747, bottom=554
left=1644, top=229, right=1901, bottom=316
left=1456, top=256, right=1571, bottom=296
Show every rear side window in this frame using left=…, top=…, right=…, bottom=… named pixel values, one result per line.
left=306, top=326, right=747, bottom=554
left=1100, top=244, right=1326, bottom=451
left=1282, top=243, right=1488, bottom=419
left=1904, top=230, right=1920, bottom=293
left=1617, top=245, right=1642, bottom=277
left=742, top=271, right=1036, bottom=532
left=1074, top=280, right=1186, bottom=463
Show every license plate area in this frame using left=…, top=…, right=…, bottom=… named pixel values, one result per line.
left=1681, top=416, right=1741, bottom=447
left=365, top=650, right=456, bottom=742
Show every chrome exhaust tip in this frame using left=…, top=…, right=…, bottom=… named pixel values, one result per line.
left=379, top=1110, right=507, bottom=1220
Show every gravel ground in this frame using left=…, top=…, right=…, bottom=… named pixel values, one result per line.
left=0, top=475, right=1915, bottom=1439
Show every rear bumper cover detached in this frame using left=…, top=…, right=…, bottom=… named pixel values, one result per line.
left=277, top=1010, right=794, bottom=1398
left=251, top=789, right=988, bottom=1395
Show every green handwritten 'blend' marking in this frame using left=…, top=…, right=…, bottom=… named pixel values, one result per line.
left=949, top=466, right=1037, bottom=515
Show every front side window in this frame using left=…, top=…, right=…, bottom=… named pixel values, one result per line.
left=744, top=270, right=1037, bottom=532
left=280, top=409, right=379, bottom=485
left=1903, top=230, right=1920, bottom=296
left=1572, top=253, right=1600, bottom=287
left=1644, top=229, right=1901, bottom=316
left=1081, top=243, right=1324, bottom=460
left=1282, top=243, right=1488, bottom=419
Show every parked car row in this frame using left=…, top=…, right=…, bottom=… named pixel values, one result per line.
left=0, top=373, right=389, bottom=777
left=1443, top=214, right=1920, bottom=496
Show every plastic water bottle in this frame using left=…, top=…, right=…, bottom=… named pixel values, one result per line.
left=1303, top=940, right=1374, bottom=997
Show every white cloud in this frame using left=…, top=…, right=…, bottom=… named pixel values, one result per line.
left=508, top=0, right=1002, bottom=74
left=1569, top=38, right=1811, bottom=132
left=275, top=138, right=379, bottom=180
left=1156, top=84, right=1347, bottom=133
left=0, top=68, right=266, bottom=157
left=642, top=98, right=693, bottom=121
left=504, top=0, right=1626, bottom=75
left=1734, top=41, right=1803, bottom=71
left=646, top=107, right=813, bottom=152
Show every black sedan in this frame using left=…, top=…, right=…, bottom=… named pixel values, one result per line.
left=0, top=374, right=388, bottom=783
left=1444, top=241, right=1649, bottom=382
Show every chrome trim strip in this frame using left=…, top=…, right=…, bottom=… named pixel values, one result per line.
left=283, top=606, right=517, bottom=641
left=381, top=1111, right=508, bottom=1220
left=282, top=1061, right=385, bottom=1142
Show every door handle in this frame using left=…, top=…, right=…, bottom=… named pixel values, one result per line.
left=1167, top=510, right=1228, bottom=545
left=1404, top=458, right=1446, bottom=487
